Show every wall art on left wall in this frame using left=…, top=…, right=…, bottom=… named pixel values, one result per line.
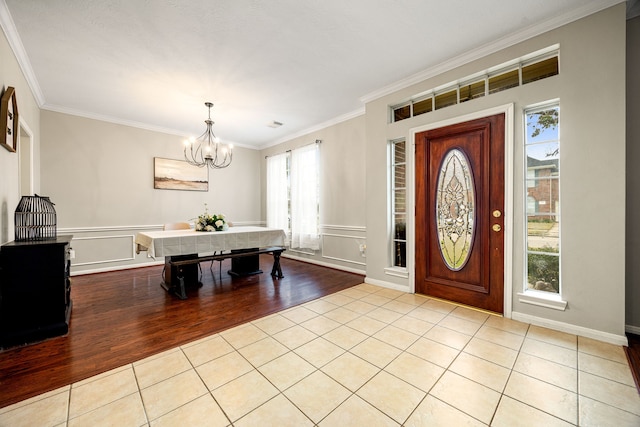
left=0, top=86, right=18, bottom=153
left=153, top=157, right=208, bottom=191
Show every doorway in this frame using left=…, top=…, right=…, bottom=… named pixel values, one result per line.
left=415, top=113, right=505, bottom=313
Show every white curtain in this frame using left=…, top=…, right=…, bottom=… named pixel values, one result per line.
left=266, top=153, right=289, bottom=245
left=290, top=144, right=320, bottom=250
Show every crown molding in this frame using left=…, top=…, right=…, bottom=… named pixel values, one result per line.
left=360, top=0, right=624, bottom=104
left=41, top=103, right=254, bottom=150
left=2, top=0, right=624, bottom=149
left=0, top=0, right=45, bottom=106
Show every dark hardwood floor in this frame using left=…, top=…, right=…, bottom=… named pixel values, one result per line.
left=625, top=333, right=640, bottom=393
left=0, top=256, right=364, bottom=408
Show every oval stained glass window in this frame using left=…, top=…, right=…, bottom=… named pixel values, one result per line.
left=435, top=148, right=476, bottom=271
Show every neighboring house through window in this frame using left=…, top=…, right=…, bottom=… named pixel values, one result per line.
left=525, top=103, right=560, bottom=295
left=390, top=139, right=407, bottom=268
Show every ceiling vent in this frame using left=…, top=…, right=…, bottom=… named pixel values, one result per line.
left=267, top=120, right=283, bottom=128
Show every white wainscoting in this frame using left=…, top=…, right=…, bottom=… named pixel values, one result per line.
left=60, top=225, right=164, bottom=275
left=282, top=224, right=366, bottom=275
left=71, top=234, right=136, bottom=266
left=320, top=225, right=366, bottom=266
left=60, top=223, right=366, bottom=276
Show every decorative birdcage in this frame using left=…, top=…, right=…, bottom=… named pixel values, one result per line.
left=15, top=195, right=57, bottom=241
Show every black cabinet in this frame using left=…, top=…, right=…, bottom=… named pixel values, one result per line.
left=0, top=235, right=72, bottom=348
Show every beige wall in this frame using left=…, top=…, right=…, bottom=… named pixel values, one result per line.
left=626, top=15, right=640, bottom=331
left=364, top=4, right=627, bottom=340
left=40, top=110, right=262, bottom=272
left=0, top=25, right=40, bottom=244
left=39, top=110, right=369, bottom=274
left=41, top=111, right=261, bottom=227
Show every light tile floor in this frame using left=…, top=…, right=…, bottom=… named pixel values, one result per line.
left=1, top=283, right=640, bottom=426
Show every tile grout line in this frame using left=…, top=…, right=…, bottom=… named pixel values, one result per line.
left=6, top=283, right=639, bottom=426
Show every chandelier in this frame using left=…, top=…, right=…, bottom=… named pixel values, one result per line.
left=183, top=102, right=232, bottom=169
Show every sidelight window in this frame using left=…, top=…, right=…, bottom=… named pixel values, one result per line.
left=390, top=139, right=407, bottom=268
left=524, top=103, right=560, bottom=294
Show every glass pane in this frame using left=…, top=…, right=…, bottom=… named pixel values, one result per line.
left=527, top=215, right=559, bottom=251
left=394, top=215, right=406, bottom=239
left=522, top=56, right=559, bottom=85
left=527, top=251, right=559, bottom=293
left=435, top=90, right=457, bottom=110
left=526, top=108, right=559, bottom=143
left=459, top=80, right=485, bottom=103
left=527, top=142, right=559, bottom=163
left=488, top=69, right=519, bottom=94
left=527, top=176, right=559, bottom=212
left=394, top=241, right=407, bottom=267
left=413, top=98, right=433, bottom=116
left=394, top=190, right=406, bottom=213
left=393, top=140, right=406, bottom=164
left=436, top=149, right=475, bottom=271
left=394, top=163, right=406, bottom=188
left=393, top=105, right=411, bottom=122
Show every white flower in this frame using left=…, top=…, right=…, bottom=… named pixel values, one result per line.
left=205, top=225, right=215, bottom=232
left=215, top=219, right=223, bottom=227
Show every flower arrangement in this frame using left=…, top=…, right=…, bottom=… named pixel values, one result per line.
left=195, top=203, right=228, bottom=232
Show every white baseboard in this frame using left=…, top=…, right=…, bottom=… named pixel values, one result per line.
left=364, top=276, right=411, bottom=292
left=512, top=311, right=628, bottom=346
left=626, top=324, right=640, bottom=335
left=72, top=253, right=365, bottom=277
left=282, top=253, right=366, bottom=276
left=71, top=261, right=163, bottom=276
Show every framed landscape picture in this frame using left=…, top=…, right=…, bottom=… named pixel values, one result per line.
left=154, top=157, right=208, bottom=191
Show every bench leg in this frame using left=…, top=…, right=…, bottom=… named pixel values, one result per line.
left=271, top=251, right=284, bottom=278
left=175, top=269, right=188, bottom=300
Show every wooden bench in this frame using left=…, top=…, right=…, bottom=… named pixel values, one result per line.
left=167, top=246, right=286, bottom=299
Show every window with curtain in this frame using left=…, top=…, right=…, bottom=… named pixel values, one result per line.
left=266, top=143, right=320, bottom=250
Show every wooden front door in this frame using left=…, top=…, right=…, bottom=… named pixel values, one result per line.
left=415, top=114, right=505, bottom=313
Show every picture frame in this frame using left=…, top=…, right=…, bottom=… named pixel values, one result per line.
left=0, top=86, right=18, bottom=153
left=154, top=157, right=208, bottom=191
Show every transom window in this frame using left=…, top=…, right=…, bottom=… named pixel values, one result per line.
left=391, top=48, right=559, bottom=123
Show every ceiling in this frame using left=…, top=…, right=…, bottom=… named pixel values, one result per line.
left=0, top=0, right=630, bottom=149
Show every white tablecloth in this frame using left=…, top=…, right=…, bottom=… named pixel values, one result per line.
left=135, top=226, right=286, bottom=258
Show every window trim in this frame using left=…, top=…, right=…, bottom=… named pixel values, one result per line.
left=523, top=100, right=563, bottom=304
left=390, top=45, right=559, bottom=123
left=389, top=138, right=407, bottom=271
